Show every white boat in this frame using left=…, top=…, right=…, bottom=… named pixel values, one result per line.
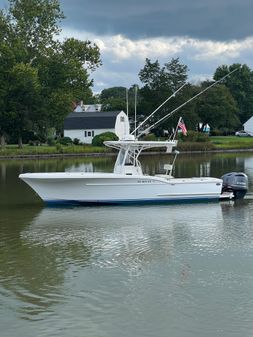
left=19, top=135, right=228, bottom=205
left=19, top=66, right=248, bottom=205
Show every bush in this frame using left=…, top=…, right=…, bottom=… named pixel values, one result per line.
left=210, top=129, right=223, bottom=136
left=178, top=141, right=215, bottom=151
left=28, top=140, right=34, bottom=146
left=141, top=133, right=157, bottom=141
left=56, top=143, right=63, bottom=153
left=47, top=137, right=56, bottom=146
left=73, top=138, right=80, bottom=145
left=92, top=132, right=118, bottom=147
left=28, top=140, right=40, bottom=146
left=179, top=130, right=210, bottom=143
left=59, top=137, right=73, bottom=145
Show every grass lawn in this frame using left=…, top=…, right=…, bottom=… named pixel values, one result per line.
left=1, top=136, right=253, bottom=157
left=0, top=144, right=109, bottom=157
left=210, top=136, right=253, bottom=149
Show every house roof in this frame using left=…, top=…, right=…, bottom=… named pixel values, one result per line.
left=64, top=111, right=121, bottom=130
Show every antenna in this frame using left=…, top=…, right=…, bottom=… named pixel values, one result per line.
left=126, top=88, right=129, bottom=117
left=138, top=66, right=241, bottom=138
left=134, top=85, right=137, bottom=139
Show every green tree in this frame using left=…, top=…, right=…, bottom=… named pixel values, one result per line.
left=195, top=83, right=240, bottom=132
left=37, top=38, right=101, bottom=131
left=0, top=0, right=101, bottom=144
left=6, top=63, right=41, bottom=147
left=138, top=57, right=196, bottom=134
left=214, top=64, right=253, bottom=124
left=8, top=0, right=64, bottom=63
left=0, top=11, right=16, bottom=147
left=99, top=86, right=139, bottom=114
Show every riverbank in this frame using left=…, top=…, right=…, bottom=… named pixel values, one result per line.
left=1, top=136, right=253, bottom=159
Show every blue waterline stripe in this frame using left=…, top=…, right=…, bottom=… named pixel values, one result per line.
left=45, top=196, right=220, bottom=206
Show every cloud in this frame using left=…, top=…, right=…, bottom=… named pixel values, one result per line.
left=62, top=28, right=253, bottom=63
left=60, top=0, right=253, bottom=41
left=60, top=28, right=253, bottom=92
left=1, top=0, right=253, bottom=41
left=1, top=0, right=253, bottom=92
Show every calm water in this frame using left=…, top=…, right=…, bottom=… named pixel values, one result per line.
left=1, top=152, right=253, bottom=337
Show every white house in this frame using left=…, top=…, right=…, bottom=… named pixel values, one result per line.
left=243, top=116, right=253, bottom=135
left=64, top=104, right=130, bottom=144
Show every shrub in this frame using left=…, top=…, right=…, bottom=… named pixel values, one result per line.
left=180, top=131, right=210, bottom=143
left=141, top=133, right=157, bottom=141
left=56, top=143, right=63, bottom=153
left=210, top=129, right=223, bottom=137
left=47, top=137, right=56, bottom=146
left=73, top=138, right=80, bottom=145
left=59, top=137, right=73, bottom=145
left=28, top=140, right=34, bottom=146
left=178, top=141, right=215, bottom=151
left=92, top=132, right=118, bottom=147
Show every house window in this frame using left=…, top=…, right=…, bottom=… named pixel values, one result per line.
left=84, top=130, right=94, bottom=137
left=120, top=116, right=125, bottom=122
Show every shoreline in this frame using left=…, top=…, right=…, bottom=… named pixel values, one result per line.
left=1, top=147, right=253, bottom=160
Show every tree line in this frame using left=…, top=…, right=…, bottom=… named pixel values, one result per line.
left=1, top=1, right=253, bottom=148
left=100, top=59, right=253, bottom=136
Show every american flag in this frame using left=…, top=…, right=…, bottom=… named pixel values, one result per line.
left=178, top=119, right=187, bottom=136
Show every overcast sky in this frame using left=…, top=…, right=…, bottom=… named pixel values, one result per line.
left=1, top=0, right=253, bottom=93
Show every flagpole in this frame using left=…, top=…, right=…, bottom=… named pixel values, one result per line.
left=172, top=117, right=182, bottom=141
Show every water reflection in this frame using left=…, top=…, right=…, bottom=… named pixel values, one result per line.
left=4, top=201, right=248, bottom=317
left=0, top=202, right=226, bottom=318
left=1, top=153, right=253, bottom=336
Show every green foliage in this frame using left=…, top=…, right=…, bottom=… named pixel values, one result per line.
left=179, top=131, right=210, bottom=143
left=7, top=62, right=41, bottom=147
left=214, top=64, right=253, bottom=124
left=99, top=86, right=139, bottom=114
left=47, top=137, right=56, bottom=146
left=0, top=0, right=101, bottom=144
left=195, top=83, right=240, bottom=130
left=56, top=143, right=63, bottom=153
left=177, top=141, right=215, bottom=152
left=61, top=38, right=101, bottom=71
left=141, top=133, right=157, bottom=141
left=211, top=129, right=224, bottom=136
left=138, top=57, right=194, bottom=131
left=59, top=137, right=73, bottom=145
left=9, top=0, right=64, bottom=60
left=73, top=138, right=80, bottom=145
left=92, top=132, right=118, bottom=147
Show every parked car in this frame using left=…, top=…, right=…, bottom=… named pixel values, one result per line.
left=235, top=130, right=252, bottom=137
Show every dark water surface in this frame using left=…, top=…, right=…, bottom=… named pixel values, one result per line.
left=1, top=152, right=253, bottom=337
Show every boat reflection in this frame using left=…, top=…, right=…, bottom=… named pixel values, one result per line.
left=22, top=202, right=230, bottom=272
left=1, top=200, right=252, bottom=319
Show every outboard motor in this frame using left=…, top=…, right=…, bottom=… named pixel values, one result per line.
left=221, top=172, right=248, bottom=199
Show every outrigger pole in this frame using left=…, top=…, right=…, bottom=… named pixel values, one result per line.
left=137, top=66, right=241, bottom=138
left=131, top=83, right=187, bottom=136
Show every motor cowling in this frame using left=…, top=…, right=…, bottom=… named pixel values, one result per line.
left=221, top=172, right=248, bottom=199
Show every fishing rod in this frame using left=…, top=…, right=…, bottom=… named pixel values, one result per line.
left=137, top=66, right=241, bottom=138
left=131, top=82, right=187, bottom=136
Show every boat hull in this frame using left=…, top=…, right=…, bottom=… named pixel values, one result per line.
left=19, top=172, right=223, bottom=205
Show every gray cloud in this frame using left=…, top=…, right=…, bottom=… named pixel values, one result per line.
left=60, top=0, right=253, bottom=41
left=1, top=0, right=253, bottom=92
left=0, top=0, right=252, bottom=40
